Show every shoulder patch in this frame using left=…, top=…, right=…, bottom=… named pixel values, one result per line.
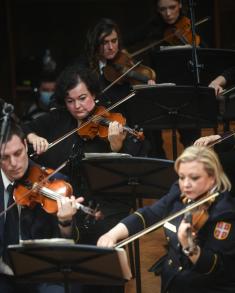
left=214, top=221, right=231, bottom=240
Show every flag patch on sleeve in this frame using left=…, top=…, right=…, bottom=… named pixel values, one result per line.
left=214, top=222, right=231, bottom=240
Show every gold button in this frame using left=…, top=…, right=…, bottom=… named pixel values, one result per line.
left=178, top=266, right=183, bottom=271
left=168, top=259, right=173, bottom=265
left=166, top=236, right=170, bottom=241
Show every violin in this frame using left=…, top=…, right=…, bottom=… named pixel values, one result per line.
left=183, top=206, right=209, bottom=255
left=164, top=16, right=200, bottom=46
left=13, top=165, right=95, bottom=216
left=78, top=105, right=144, bottom=141
left=103, top=51, right=156, bottom=85
left=180, top=191, right=216, bottom=255
left=130, top=16, right=209, bottom=59
left=29, top=91, right=139, bottom=157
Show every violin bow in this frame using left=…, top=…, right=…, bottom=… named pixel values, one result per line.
left=115, top=191, right=219, bottom=248
left=130, top=16, right=210, bottom=58
left=100, top=60, right=142, bottom=95
left=208, top=131, right=235, bottom=147
left=30, top=90, right=136, bottom=157
left=219, top=85, right=235, bottom=97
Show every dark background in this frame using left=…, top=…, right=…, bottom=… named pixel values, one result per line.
left=1, top=0, right=235, bottom=116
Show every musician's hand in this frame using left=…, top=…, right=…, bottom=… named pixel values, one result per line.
left=97, top=223, right=129, bottom=247
left=178, top=218, right=201, bottom=263
left=27, top=133, right=49, bottom=154
left=57, top=196, right=84, bottom=222
left=208, top=75, right=226, bottom=96
left=97, top=233, right=116, bottom=248
left=209, top=82, right=224, bottom=96
left=193, top=135, right=221, bottom=146
left=147, top=79, right=156, bottom=85
left=177, top=217, right=193, bottom=249
left=108, top=121, right=127, bottom=152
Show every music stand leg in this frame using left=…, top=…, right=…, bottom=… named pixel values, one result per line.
left=128, top=242, right=136, bottom=278
left=63, top=269, right=71, bottom=293
left=134, top=239, right=142, bottom=293
left=172, top=128, right=178, bottom=160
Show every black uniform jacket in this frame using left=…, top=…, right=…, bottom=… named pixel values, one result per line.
left=121, top=182, right=235, bottom=293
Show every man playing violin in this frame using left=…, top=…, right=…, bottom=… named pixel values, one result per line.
left=98, top=145, right=235, bottom=292
left=0, top=123, right=83, bottom=293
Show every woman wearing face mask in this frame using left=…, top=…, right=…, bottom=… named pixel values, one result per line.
left=22, top=71, right=57, bottom=122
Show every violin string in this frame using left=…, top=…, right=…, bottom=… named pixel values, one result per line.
left=38, top=185, right=95, bottom=215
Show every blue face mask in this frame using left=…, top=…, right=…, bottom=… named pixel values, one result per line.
left=39, top=91, right=54, bottom=107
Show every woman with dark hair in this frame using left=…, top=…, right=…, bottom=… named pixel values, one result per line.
left=125, top=0, right=205, bottom=151
left=81, top=18, right=168, bottom=159
left=22, top=63, right=147, bottom=242
left=85, top=18, right=123, bottom=73
left=22, top=62, right=148, bottom=293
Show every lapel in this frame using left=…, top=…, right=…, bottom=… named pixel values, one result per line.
left=0, top=174, right=5, bottom=247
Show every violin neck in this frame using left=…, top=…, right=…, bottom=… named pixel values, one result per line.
left=39, top=186, right=95, bottom=216
left=98, top=117, right=142, bottom=139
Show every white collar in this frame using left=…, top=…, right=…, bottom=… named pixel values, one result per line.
left=99, top=60, right=106, bottom=74
left=1, top=169, right=13, bottom=190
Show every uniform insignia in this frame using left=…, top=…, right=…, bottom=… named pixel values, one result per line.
left=164, top=221, right=176, bottom=233
left=214, top=222, right=231, bottom=240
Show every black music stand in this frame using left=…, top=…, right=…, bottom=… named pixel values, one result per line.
left=80, top=155, right=177, bottom=293
left=81, top=155, right=177, bottom=199
left=127, top=85, right=218, bottom=159
left=8, top=243, right=132, bottom=293
left=151, top=47, right=235, bottom=85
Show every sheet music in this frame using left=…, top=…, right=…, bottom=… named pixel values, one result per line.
left=132, top=83, right=176, bottom=91
left=84, top=153, right=132, bottom=159
left=18, top=238, right=75, bottom=246
left=160, top=44, right=192, bottom=51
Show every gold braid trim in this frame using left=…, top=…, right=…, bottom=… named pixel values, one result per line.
left=74, top=226, right=80, bottom=243
left=205, top=254, right=218, bottom=275
left=134, top=212, right=146, bottom=229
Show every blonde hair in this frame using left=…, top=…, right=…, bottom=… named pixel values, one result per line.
left=175, top=146, right=231, bottom=192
